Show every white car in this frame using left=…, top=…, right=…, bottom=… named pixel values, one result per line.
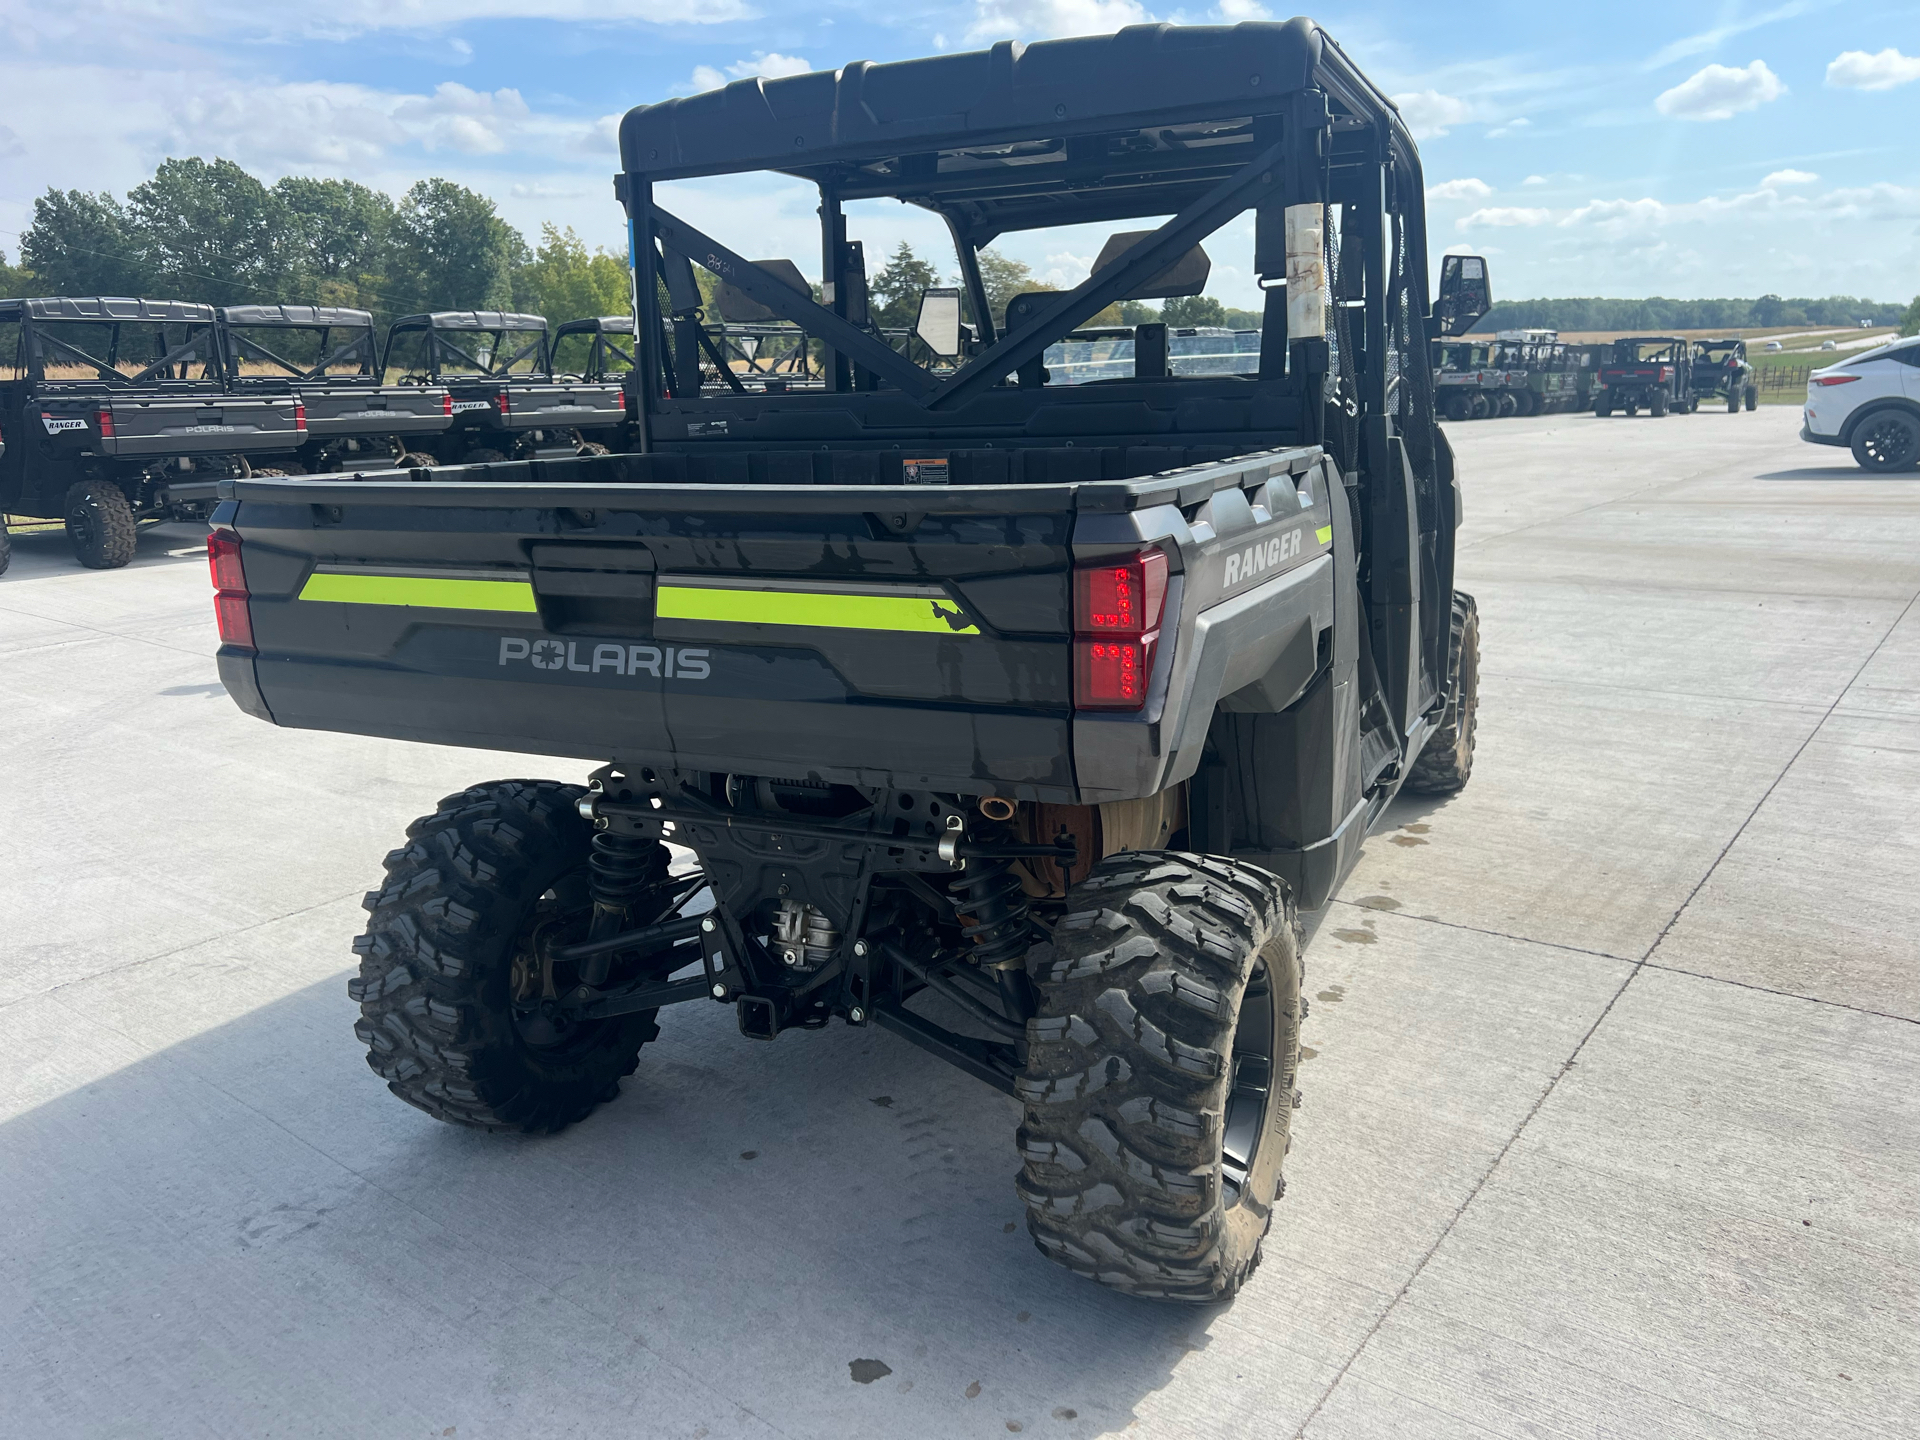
left=1802, top=334, right=1920, bottom=470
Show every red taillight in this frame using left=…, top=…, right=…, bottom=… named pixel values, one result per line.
left=207, top=527, right=254, bottom=652
left=442, top=392, right=454, bottom=416
left=96, top=408, right=115, bottom=438
left=1811, top=374, right=1860, bottom=386
left=293, top=401, right=307, bottom=430
left=495, top=392, right=511, bottom=416
left=1072, top=549, right=1169, bottom=711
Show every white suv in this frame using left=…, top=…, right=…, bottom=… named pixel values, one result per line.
left=1802, top=335, right=1920, bottom=470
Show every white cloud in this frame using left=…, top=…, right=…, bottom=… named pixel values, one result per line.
left=1643, top=2, right=1823, bottom=70
left=1826, top=48, right=1920, bottom=91
left=690, top=52, right=814, bottom=92
left=968, top=0, right=1152, bottom=43
left=1523, top=175, right=1547, bottom=186
left=1459, top=207, right=1553, bottom=229
left=1486, top=117, right=1531, bottom=138
left=0, top=124, right=24, bottom=159
left=1655, top=61, right=1787, bottom=121
left=1392, top=90, right=1472, bottom=140
left=1216, top=0, right=1271, bottom=18
left=1427, top=178, right=1492, bottom=201
left=1762, top=168, right=1819, bottom=186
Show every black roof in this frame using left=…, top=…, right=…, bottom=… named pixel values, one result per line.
left=220, top=304, right=375, bottom=328
left=389, top=311, right=548, bottom=332
left=0, top=296, right=214, bottom=322
left=553, top=315, right=635, bottom=336
left=623, top=21, right=1359, bottom=184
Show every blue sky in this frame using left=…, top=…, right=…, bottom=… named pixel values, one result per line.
left=0, top=1, right=1915, bottom=308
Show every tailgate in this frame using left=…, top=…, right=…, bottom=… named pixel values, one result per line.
left=223, top=479, right=1075, bottom=794
left=503, top=382, right=625, bottom=430
left=103, top=394, right=302, bottom=456
left=302, top=385, right=452, bottom=436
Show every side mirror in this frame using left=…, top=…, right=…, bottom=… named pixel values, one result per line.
left=914, top=287, right=963, bottom=357
left=1436, top=254, right=1492, bottom=337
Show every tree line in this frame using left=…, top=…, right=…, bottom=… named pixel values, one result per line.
left=0, top=157, right=629, bottom=328
left=1471, top=294, right=1912, bottom=335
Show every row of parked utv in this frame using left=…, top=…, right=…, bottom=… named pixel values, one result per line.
left=0, top=297, right=637, bottom=571
left=1433, top=330, right=1760, bottom=421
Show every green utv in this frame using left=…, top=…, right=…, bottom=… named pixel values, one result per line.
left=208, top=20, right=1486, bottom=1303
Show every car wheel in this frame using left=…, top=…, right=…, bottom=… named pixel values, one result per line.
left=1850, top=410, right=1920, bottom=472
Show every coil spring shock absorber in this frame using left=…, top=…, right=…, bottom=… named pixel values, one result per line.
left=582, top=829, right=666, bottom=983
left=949, top=849, right=1038, bottom=1034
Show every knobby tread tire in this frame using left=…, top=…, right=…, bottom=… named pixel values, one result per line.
left=1405, top=591, right=1480, bottom=796
left=350, top=778, right=664, bottom=1133
left=64, top=478, right=137, bottom=569
left=1017, top=851, right=1303, bottom=1303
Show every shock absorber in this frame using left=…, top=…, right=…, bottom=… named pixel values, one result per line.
left=583, top=829, right=666, bottom=983
left=948, top=855, right=1032, bottom=969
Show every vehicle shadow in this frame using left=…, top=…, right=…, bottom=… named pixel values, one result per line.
left=1755, top=465, right=1918, bottom=481
left=0, top=972, right=1210, bottom=1437
left=1, top=520, right=208, bottom=581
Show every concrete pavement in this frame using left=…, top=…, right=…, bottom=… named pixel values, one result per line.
left=2, top=405, right=1915, bottom=1439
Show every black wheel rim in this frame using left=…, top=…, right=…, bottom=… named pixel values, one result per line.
left=1862, top=418, right=1918, bottom=469
left=1221, top=960, right=1279, bottom=1206
left=68, top=500, right=96, bottom=551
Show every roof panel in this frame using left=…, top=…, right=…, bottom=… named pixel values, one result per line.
left=620, top=21, right=1322, bottom=179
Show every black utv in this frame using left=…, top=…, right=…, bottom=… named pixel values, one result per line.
left=1595, top=336, right=1694, bottom=416
left=209, top=19, right=1486, bottom=1303
left=1691, top=338, right=1758, bottom=413
left=381, top=311, right=625, bottom=463
left=218, top=305, right=455, bottom=470
left=1, top=297, right=302, bottom=568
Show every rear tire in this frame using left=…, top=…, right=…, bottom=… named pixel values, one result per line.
left=0, top=525, right=11, bottom=576
left=397, top=452, right=437, bottom=469
left=64, top=478, right=137, bottom=569
left=1405, top=592, right=1480, bottom=795
left=1442, top=393, right=1472, bottom=423
left=1850, top=410, right=1920, bottom=472
left=1469, top=392, right=1492, bottom=420
left=350, top=779, right=672, bottom=1132
left=1017, top=852, right=1303, bottom=1303
left=1650, top=393, right=1669, bottom=417
left=1495, top=391, right=1517, bottom=419
left=1728, top=390, right=1741, bottom=414
left=1745, top=387, right=1758, bottom=411
left=1596, top=395, right=1613, bottom=417
left=577, top=441, right=611, bottom=457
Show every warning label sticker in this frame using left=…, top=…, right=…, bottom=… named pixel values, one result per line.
left=902, top=456, right=949, bottom=486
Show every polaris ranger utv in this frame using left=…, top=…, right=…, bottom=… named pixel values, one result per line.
left=1, top=297, right=303, bottom=568
left=218, top=305, right=455, bottom=470
left=1595, top=336, right=1695, bottom=417
left=1690, top=338, right=1758, bottom=413
left=551, top=314, right=639, bottom=451
left=209, top=19, right=1485, bottom=1303
left=381, top=312, right=625, bottom=464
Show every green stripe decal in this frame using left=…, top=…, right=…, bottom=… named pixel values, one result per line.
left=1315, top=525, right=1333, bottom=545
left=298, top=573, right=539, bottom=613
left=657, top=584, right=979, bottom=635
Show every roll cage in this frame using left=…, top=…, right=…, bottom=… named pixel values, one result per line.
left=614, top=18, right=1451, bottom=480
left=382, top=312, right=552, bottom=384
left=0, top=297, right=224, bottom=388
left=218, top=305, right=382, bottom=385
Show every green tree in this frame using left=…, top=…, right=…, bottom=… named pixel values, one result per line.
left=1161, top=294, right=1227, bottom=327
left=20, top=188, right=150, bottom=297
left=273, top=177, right=396, bottom=314
left=127, top=157, right=289, bottom=306
left=975, top=247, right=1057, bottom=329
left=0, top=242, right=30, bottom=296
left=386, top=178, right=520, bottom=316
left=511, top=224, right=629, bottom=327
left=1902, top=295, right=1920, bottom=338
left=870, top=241, right=941, bottom=329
